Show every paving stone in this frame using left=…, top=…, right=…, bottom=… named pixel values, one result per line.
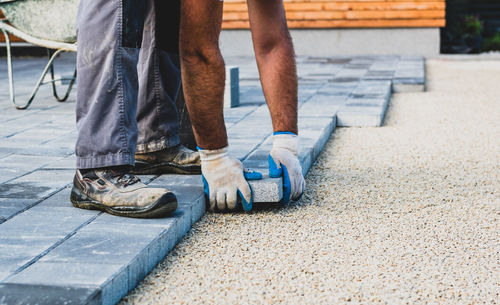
left=5, top=262, right=124, bottom=305
left=35, top=187, right=72, bottom=208
left=0, top=154, right=64, bottom=172
left=0, top=283, right=101, bottom=305
left=224, top=66, right=240, bottom=108
left=0, top=169, right=75, bottom=199
left=0, top=207, right=97, bottom=241
left=248, top=175, right=283, bottom=203
left=150, top=174, right=202, bottom=188
left=42, top=154, right=76, bottom=170
left=0, top=198, right=38, bottom=222
left=0, top=168, right=27, bottom=185
left=0, top=237, right=63, bottom=281
left=299, top=98, right=343, bottom=118
left=336, top=102, right=389, bottom=127
left=392, top=83, right=426, bottom=93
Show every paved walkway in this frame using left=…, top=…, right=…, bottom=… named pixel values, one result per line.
left=1, top=54, right=424, bottom=304
left=122, top=59, right=500, bottom=305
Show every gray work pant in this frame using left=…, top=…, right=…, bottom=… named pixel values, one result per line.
left=75, top=0, right=182, bottom=169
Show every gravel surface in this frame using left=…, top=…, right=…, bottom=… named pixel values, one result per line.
left=120, top=60, right=500, bottom=304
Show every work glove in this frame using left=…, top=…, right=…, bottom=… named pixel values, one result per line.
left=199, top=146, right=262, bottom=212
left=268, top=132, right=306, bottom=204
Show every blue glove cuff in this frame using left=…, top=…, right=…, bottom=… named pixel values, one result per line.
left=273, top=131, right=297, bottom=136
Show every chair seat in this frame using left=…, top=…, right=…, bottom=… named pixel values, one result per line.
left=1, top=0, right=78, bottom=43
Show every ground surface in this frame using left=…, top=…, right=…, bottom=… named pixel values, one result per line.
left=121, top=59, right=500, bottom=304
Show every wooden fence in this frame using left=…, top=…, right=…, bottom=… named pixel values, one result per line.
left=1, top=1, right=446, bottom=43
left=222, top=0, right=446, bottom=29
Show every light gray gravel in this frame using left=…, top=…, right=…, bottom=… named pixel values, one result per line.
left=120, top=59, right=500, bottom=304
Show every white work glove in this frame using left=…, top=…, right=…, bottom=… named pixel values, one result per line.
left=268, top=132, right=306, bottom=203
left=199, top=146, right=262, bottom=212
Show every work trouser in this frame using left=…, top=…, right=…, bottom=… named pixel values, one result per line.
left=75, top=0, right=182, bottom=169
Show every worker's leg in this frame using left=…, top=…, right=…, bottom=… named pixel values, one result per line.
left=72, top=0, right=178, bottom=218
left=75, top=0, right=145, bottom=169
left=247, top=0, right=298, bottom=134
left=179, top=0, right=227, bottom=150
left=136, top=0, right=181, bottom=153
left=133, top=0, right=201, bottom=175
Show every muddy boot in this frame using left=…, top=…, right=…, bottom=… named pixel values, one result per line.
left=133, top=144, right=201, bottom=175
left=70, top=166, right=177, bottom=218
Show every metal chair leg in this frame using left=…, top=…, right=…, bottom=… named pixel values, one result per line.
left=47, top=49, right=77, bottom=102
left=1, top=28, right=66, bottom=110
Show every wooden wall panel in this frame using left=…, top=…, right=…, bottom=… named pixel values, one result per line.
left=223, top=0, right=446, bottom=29
left=0, top=0, right=446, bottom=44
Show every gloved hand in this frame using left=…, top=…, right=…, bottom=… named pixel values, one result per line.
left=268, top=132, right=306, bottom=204
left=199, top=146, right=262, bottom=212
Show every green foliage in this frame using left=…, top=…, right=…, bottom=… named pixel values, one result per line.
left=482, top=32, right=500, bottom=51
left=457, top=15, right=484, bottom=37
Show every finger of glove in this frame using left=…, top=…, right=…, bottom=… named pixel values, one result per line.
left=281, top=163, right=292, bottom=204
left=244, top=170, right=263, bottom=180
left=209, top=191, right=217, bottom=211
left=295, top=178, right=306, bottom=201
left=202, top=175, right=216, bottom=211
left=216, top=191, right=227, bottom=211
left=268, top=154, right=282, bottom=178
left=290, top=167, right=303, bottom=200
left=237, top=180, right=253, bottom=212
left=226, top=188, right=238, bottom=210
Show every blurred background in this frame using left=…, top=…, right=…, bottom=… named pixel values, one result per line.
left=1, top=0, right=499, bottom=57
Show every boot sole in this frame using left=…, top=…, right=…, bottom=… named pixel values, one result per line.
left=70, top=187, right=178, bottom=218
left=132, top=161, right=201, bottom=175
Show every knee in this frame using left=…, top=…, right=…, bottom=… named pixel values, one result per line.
left=254, top=30, right=293, bottom=57
left=180, top=42, right=223, bottom=67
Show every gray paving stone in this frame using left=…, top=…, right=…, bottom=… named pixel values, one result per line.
left=0, top=283, right=101, bottom=305
left=336, top=102, right=389, bottom=127
left=0, top=154, right=64, bottom=172
left=392, top=83, right=426, bottom=93
left=224, top=66, right=240, bottom=108
left=35, top=187, right=72, bottom=208
left=0, top=198, right=38, bottom=223
left=0, top=169, right=75, bottom=199
left=6, top=262, right=124, bottom=305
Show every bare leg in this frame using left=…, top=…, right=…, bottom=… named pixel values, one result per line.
left=247, top=0, right=298, bottom=134
left=180, top=0, right=227, bottom=150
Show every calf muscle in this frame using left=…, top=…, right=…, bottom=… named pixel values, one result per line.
left=180, top=0, right=227, bottom=150
left=248, top=0, right=298, bottom=134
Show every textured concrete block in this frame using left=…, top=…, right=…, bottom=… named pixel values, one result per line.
left=39, top=231, right=156, bottom=263
left=5, top=262, right=125, bottom=305
left=300, top=101, right=342, bottom=118
left=224, top=66, right=240, bottom=108
left=336, top=103, right=388, bottom=127
left=0, top=283, right=101, bottom=305
left=8, top=261, right=119, bottom=285
left=0, top=198, right=38, bottom=222
left=392, top=83, right=425, bottom=93
left=248, top=175, right=283, bottom=203
left=0, top=169, right=73, bottom=199
left=0, top=207, right=96, bottom=241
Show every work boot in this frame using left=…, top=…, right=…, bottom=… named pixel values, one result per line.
left=70, top=166, right=177, bottom=218
left=133, top=144, right=201, bottom=175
